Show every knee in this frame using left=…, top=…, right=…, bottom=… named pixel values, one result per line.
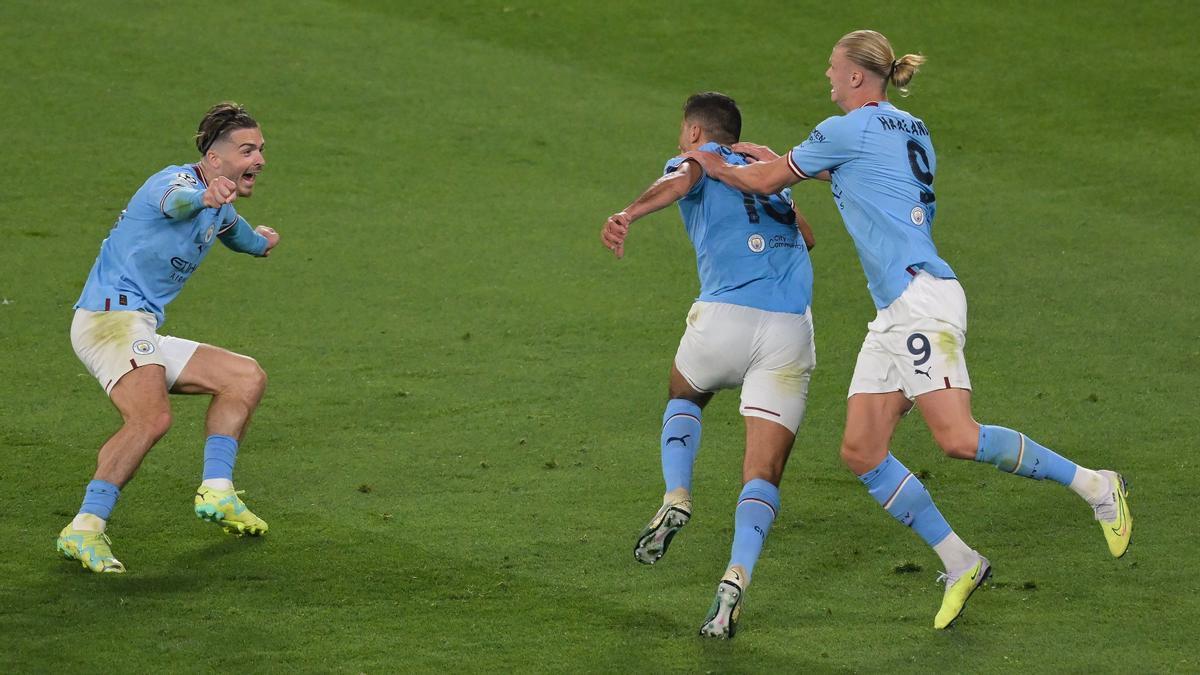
left=130, top=408, right=173, bottom=441
left=247, top=360, right=268, bottom=396
left=932, top=424, right=980, bottom=460
left=840, top=438, right=884, bottom=475
left=230, top=356, right=268, bottom=399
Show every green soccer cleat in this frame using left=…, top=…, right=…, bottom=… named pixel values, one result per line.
left=57, top=526, right=126, bottom=574
left=1094, top=470, right=1132, bottom=558
left=194, top=485, right=269, bottom=536
left=934, top=555, right=990, bottom=629
left=634, top=490, right=692, bottom=565
left=699, top=568, right=745, bottom=639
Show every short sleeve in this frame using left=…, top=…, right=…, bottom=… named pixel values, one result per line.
left=663, top=155, right=705, bottom=198
left=787, top=115, right=859, bottom=179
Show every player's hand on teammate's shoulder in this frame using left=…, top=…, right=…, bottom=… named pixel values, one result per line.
left=680, top=149, right=722, bottom=174
left=202, top=176, right=238, bottom=208
left=732, top=142, right=780, bottom=163
left=602, top=211, right=631, bottom=259
left=256, top=226, right=280, bottom=256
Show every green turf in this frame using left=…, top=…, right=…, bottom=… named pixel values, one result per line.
left=0, top=0, right=1196, bottom=671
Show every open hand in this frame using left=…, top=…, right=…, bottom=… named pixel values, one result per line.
left=731, top=142, right=781, bottom=163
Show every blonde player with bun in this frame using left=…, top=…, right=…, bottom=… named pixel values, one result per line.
left=684, top=30, right=1131, bottom=629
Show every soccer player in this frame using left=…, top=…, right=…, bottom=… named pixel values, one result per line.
left=57, top=102, right=280, bottom=573
left=602, top=92, right=817, bottom=638
left=683, top=30, right=1132, bottom=629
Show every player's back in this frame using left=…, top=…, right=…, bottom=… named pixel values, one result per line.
left=796, top=102, right=954, bottom=308
left=665, top=142, right=813, bottom=315
left=75, top=165, right=237, bottom=326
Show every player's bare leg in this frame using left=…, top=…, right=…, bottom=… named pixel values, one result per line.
left=842, top=390, right=987, bottom=628
left=173, top=345, right=270, bottom=536
left=172, top=344, right=268, bottom=439
left=700, top=416, right=794, bottom=639
left=839, top=391, right=908, bottom=474
left=96, top=365, right=174, bottom=487
left=58, top=365, right=172, bottom=573
left=634, top=364, right=711, bottom=565
left=918, top=387, right=1132, bottom=557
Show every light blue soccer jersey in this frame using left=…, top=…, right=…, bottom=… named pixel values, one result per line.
left=787, top=101, right=954, bottom=309
left=75, top=165, right=239, bottom=327
left=665, top=142, right=814, bottom=315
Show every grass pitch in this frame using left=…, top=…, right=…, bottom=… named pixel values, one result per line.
left=0, top=1, right=1196, bottom=671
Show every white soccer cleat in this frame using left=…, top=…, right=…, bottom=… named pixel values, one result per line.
left=633, top=489, right=692, bottom=565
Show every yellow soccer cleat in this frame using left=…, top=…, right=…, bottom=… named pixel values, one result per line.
left=934, top=555, right=990, bottom=629
left=57, top=526, right=126, bottom=574
left=634, top=488, right=692, bottom=565
left=1095, top=470, right=1132, bottom=558
left=194, top=485, right=269, bottom=536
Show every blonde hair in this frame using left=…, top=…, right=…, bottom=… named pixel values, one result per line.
left=836, top=29, right=925, bottom=96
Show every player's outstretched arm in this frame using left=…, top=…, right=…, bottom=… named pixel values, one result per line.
left=601, top=160, right=702, bottom=259
left=682, top=151, right=796, bottom=195
left=162, top=175, right=239, bottom=220
left=217, top=216, right=279, bottom=257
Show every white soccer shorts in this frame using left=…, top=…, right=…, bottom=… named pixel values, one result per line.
left=673, top=301, right=815, bottom=434
left=848, top=270, right=972, bottom=400
left=70, top=309, right=200, bottom=395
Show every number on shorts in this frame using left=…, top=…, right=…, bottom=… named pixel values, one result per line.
left=907, top=332, right=931, bottom=366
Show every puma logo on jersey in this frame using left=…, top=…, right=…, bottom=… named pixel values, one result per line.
left=666, top=434, right=691, bottom=447
left=914, top=367, right=931, bottom=379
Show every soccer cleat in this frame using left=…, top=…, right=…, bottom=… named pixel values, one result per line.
left=1094, top=470, right=1132, bottom=558
left=194, top=485, right=269, bottom=536
left=933, top=555, right=990, bottom=629
left=633, top=492, right=692, bottom=565
left=699, top=568, right=745, bottom=639
left=56, top=526, right=126, bottom=573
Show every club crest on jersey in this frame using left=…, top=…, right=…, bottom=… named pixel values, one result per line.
left=910, top=206, right=926, bottom=226
left=132, top=339, right=155, bottom=355
left=747, top=234, right=766, bottom=253
left=203, top=224, right=215, bottom=243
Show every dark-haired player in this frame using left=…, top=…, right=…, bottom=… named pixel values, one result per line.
left=602, top=92, right=817, bottom=638
left=58, top=102, right=280, bottom=573
left=684, top=30, right=1131, bottom=629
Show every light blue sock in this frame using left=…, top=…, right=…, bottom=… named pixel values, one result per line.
left=79, top=479, right=120, bottom=519
left=202, top=434, right=239, bottom=482
left=976, top=425, right=1077, bottom=485
left=728, top=478, right=779, bottom=584
left=860, top=453, right=952, bottom=547
left=661, top=399, right=702, bottom=492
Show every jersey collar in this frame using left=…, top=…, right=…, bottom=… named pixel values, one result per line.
left=190, top=164, right=209, bottom=188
